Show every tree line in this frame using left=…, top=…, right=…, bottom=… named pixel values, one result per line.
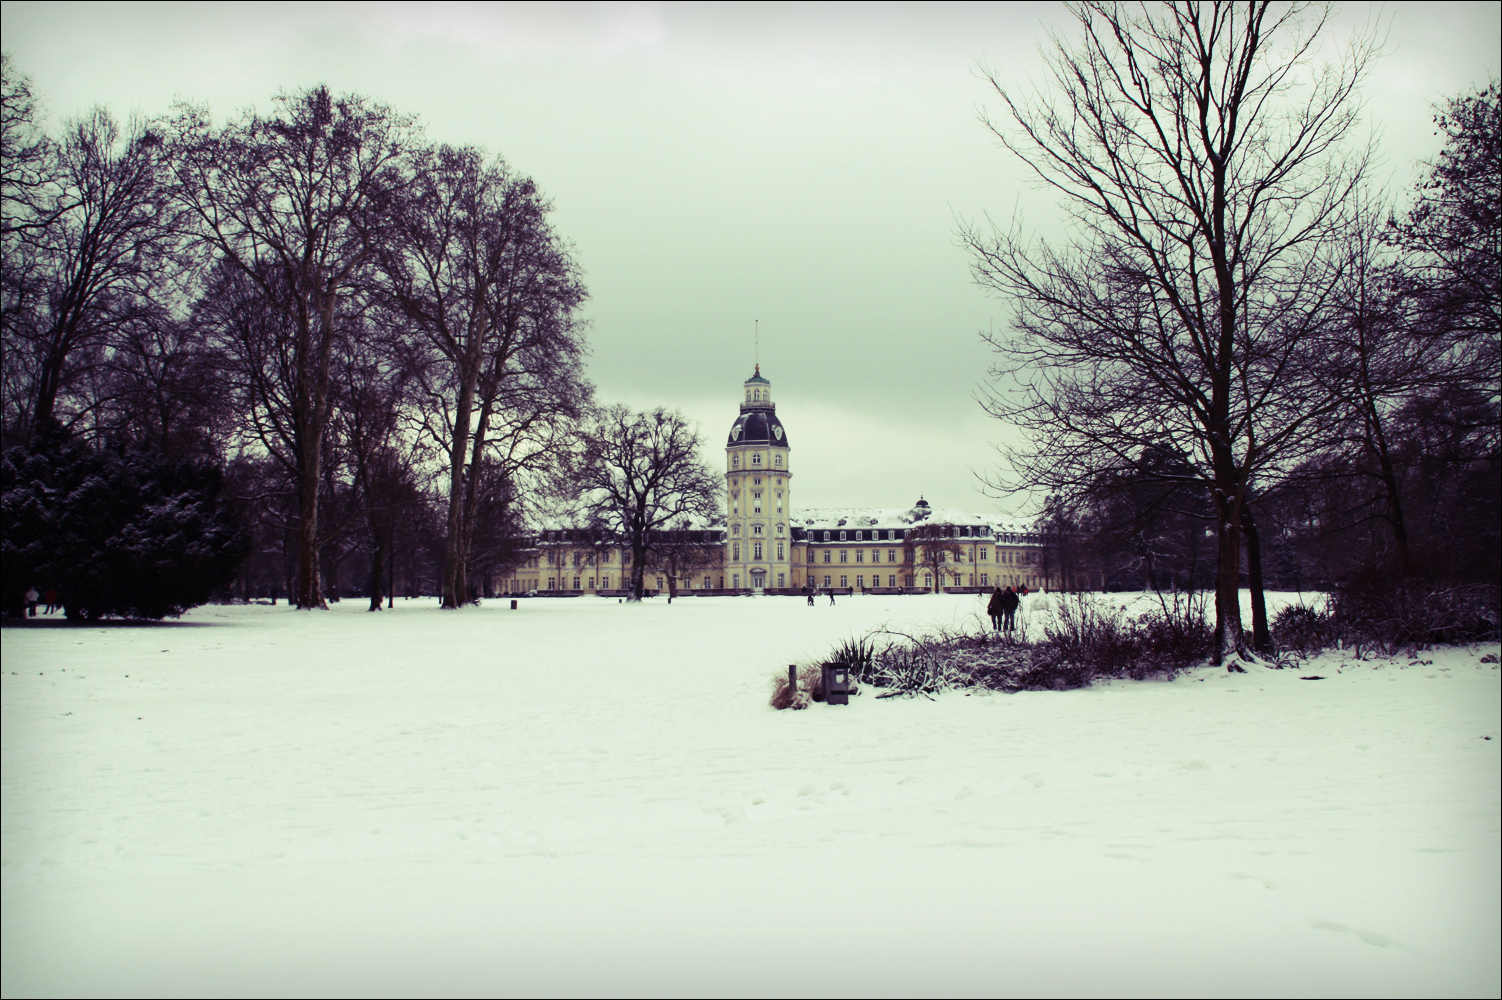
left=1, top=57, right=722, bottom=614
left=965, top=2, right=1498, bottom=663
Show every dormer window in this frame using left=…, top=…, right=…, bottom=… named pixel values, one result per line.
left=839, top=531, right=847, bottom=541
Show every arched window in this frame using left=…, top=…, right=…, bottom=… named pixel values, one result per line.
left=752, top=453, right=762, bottom=466
left=753, top=542, right=763, bottom=560
left=733, top=542, right=741, bottom=560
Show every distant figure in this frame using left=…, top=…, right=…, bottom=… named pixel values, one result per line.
left=828, top=588, right=836, bottom=606
left=986, top=586, right=1004, bottom=631
left=24, top=586, right=39, bottom=617
left=806, top=586, right=815, bottom=607
left=1019, top=584, right=1029, bottom=597
left=1000, top=586, right=1021, bottom=631
left=43, top=589, right=58, bottom=614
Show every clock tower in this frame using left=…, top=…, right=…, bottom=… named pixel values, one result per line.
left=725, top=366, right=792, bottom=591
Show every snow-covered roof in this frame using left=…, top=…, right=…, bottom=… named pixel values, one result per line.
left=792, top=504, right=1039, bottom=540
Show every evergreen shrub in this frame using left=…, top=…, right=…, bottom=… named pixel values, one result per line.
left=1, top=432, right=249, bottom=620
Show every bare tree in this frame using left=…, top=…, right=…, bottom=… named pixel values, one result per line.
left=0, top=52, right=64, bottom=240
left=903, top=521, right=964, bottom=593
left=570, top=406, right=721, bottom=601
left=377, top=145, right=588, bottom=609
left=2, top=107, right=181, bottom=438
left=648, top=521, right=724, bottom=599
left=965, top=1, right=1376, bottom=663
left=168, top=87, right=417, bottom=609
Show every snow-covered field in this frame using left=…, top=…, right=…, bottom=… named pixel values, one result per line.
left=2, top=592, right=1498, bottom=998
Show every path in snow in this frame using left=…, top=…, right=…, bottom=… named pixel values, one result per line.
left=2, top=593, right=1498, bottom=997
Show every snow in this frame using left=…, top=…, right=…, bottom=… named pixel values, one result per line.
left=2, top=592, right=1498, bottom=998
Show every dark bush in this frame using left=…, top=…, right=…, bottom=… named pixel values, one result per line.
left=795, top=593, right=1213, bottom=700
left=2, top=431, right=249, bottom=620
left=1329, top=576, right=1500, bottom=652
left=1272, top=603, right=1335, bottom=656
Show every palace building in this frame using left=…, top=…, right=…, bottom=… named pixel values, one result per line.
left=502, top=367, right=1047, bottom=595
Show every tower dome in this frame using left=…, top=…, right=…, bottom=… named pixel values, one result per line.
left=726, top=365, right=790, bottom=447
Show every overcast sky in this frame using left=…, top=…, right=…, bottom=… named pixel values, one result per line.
left=4, top=1, right=1498, bottom=514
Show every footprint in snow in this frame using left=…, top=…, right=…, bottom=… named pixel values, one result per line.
left=1309, top=920, right=1393, bottom=948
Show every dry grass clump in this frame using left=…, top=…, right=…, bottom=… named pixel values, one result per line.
left=769, top=661, right=864, bottom=709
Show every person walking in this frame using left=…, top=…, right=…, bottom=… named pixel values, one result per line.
left=806, top=586, right=815, bottom=607
left=43, top=588, right=58, bottom=614
left=986, top=585, right=1004, bottom=631
left=828, top=587, right=837, bottom=606
left=24, top=586, right=40, bottom=617
left=1000, top=586, right=1021, bottom=632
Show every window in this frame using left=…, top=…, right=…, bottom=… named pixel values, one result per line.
left=823, top=575, right=831, bottom=587
left=872, top=550, right=880, bottom=563
left=602, top=576, right=610, bottom=588
left=776, top=478, right=783, bottom=485
left=888, top=575, right=896, bottom=587
left=733, top=454, right=740, bottom=468
left=823, top=551, right=831, bottom=563
left=777, top=573, right=785, bottom=587
left=732, top=524, right=740, bottom=536
left=774, top=454, right=782, bottom=467
left=887, top=549, right=896, bottom=562
left=754, top=542, right=763, bottom=560
left=753, top=477, right=762, bottom=485
left=752, top=453, right=762, bottom=466
left=733, top=542, right=740, bottom=561
left=703, top=576, right=711, bottom=588
left=854, top=530, right=864, bottom=541
left=734, top=574, right=740, bottom=588
left=572, top=576, right=580, bottom=589
left=753, top=524, right=763, bottom=536
left=840, top=550, right=848, bottom=563
left=840, top=575, right=848, bottom=587
left=855, top=550, right=863, bottom=563
left=856, top=575, right=864, bottom=588
left=548, top=577, right=555, bottom=589
left=822, top=531, right=830, bottom=542
left=776, top=542, right=784, bottom=559
left=980, top=548, right=988, bottom=560
left=775, top=524, right=784, bottom=536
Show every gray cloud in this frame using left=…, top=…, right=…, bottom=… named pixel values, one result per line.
left=4, top=1, right=1497, bottom=515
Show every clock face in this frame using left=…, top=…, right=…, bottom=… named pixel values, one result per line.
left=772, top=425, right=783, bottom=441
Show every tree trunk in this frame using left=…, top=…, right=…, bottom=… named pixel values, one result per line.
left=1242, top=506, right=1272, bottom=655
left=443, top=361, right=480, bottom=609
left=629, top=543, right=648, bottom=601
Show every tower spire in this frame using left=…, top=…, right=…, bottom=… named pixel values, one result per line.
left=754, top=318, right=759, bottom=373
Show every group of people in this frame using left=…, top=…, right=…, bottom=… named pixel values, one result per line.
left=22, top=587, right=59, bottom=616
left=805, top=586, right=836, bottom=606
left=987, top=584, right=1026, bottom=632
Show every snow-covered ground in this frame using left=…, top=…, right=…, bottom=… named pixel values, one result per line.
left=2, top=592, right=1498, bottom=998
